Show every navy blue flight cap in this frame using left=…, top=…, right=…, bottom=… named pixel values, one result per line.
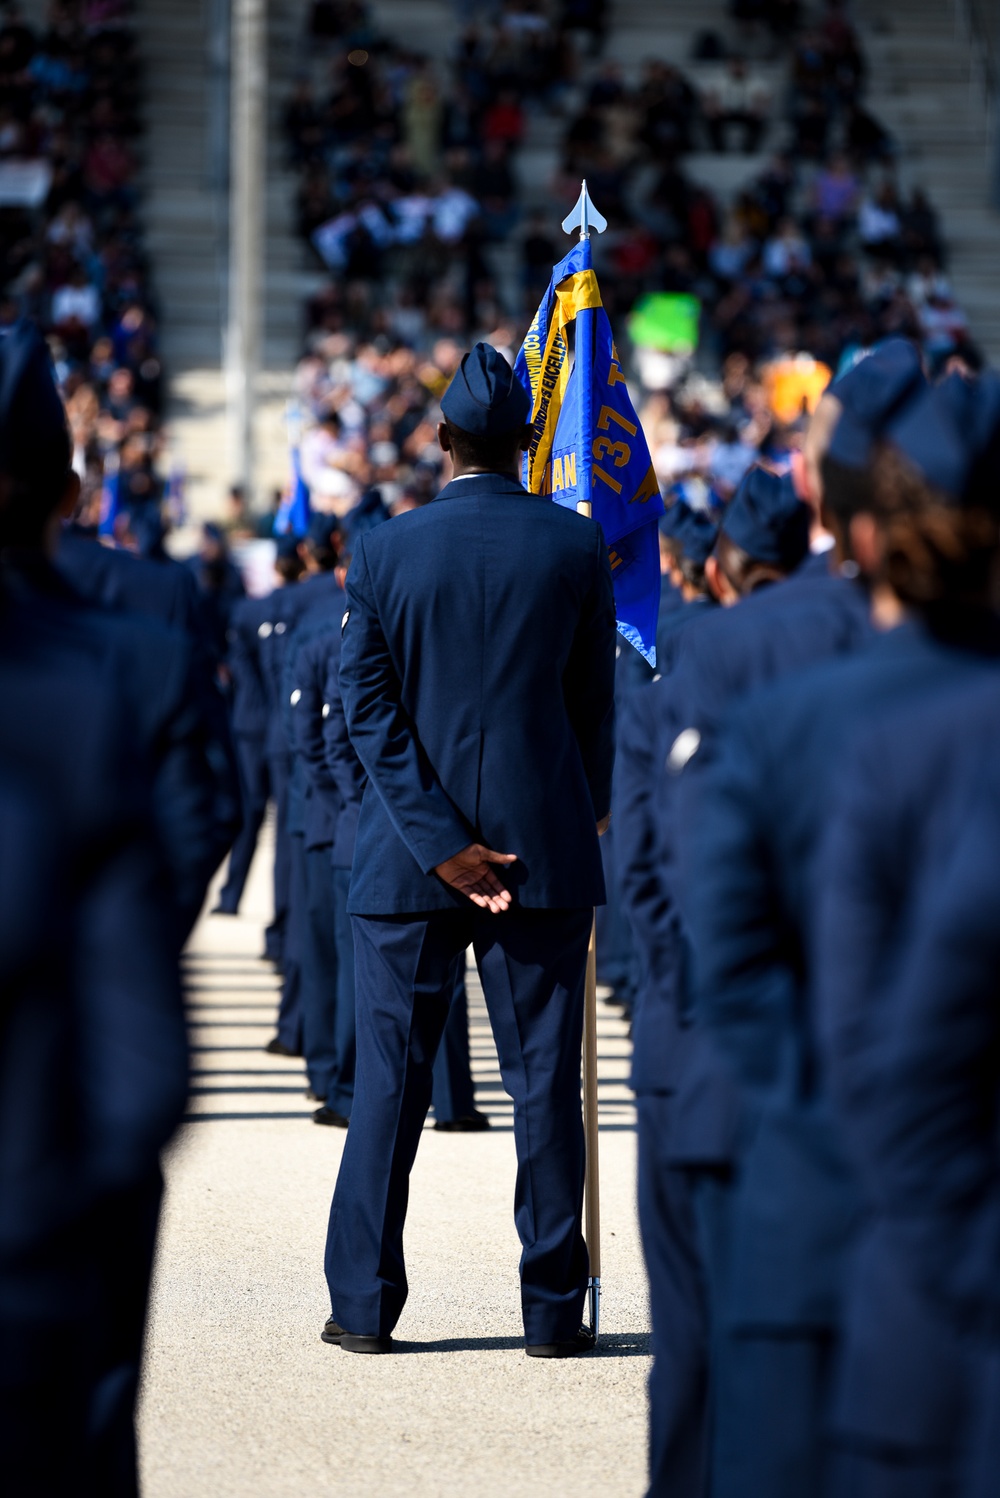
left=888, top=370, right=1000, bottom=505
left=0, top=319, right=70, bottom=483
left=721, top=466, right=810, bottom=569
left=441, top=342, right=531, bottom=436
left=673, top=505, right=718, bottom=566
left=306, top=510, right=341, bottom=548
left=275, top=531, right=302, bottom=559
left=828, top=338, right=925, bottom=470
left=659, top=498, right=690, bottom=539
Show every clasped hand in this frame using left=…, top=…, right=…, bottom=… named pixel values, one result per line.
left=435, top=818, right=610, bottom=914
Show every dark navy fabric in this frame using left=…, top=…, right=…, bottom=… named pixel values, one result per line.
left=2, top=553, right=235, bottom=943
left=226, top=591, right=272, bottom=739
left=326, top=907, right=592, bottom=1341
left=56, top=525, right=206, bottom=644
left=287, top=619, right=349, bottom=856
left=218, top=592, right=274, bottom=913
left=827, top=337, right=925, bottom=471
left=682, top=620, right=1000, bottom=1498
left=260, top=571, right=345, bottom=759
left=215, top=732, right=269, bottom=915
left=636, top=1094, right=709, bottom=1498
left=659, top=569, right=873, bottom=1167
left=852, top=770, right=1000, bottom=1339
left=0, top=593, right=186, bottom=1498
left=440, top=340, right=530, bottom=435
left=186, top=553, right=245, bottom=665
left=340, top=472, right=617, bottom=914
left=275, top=830, right=304, bottom=1055
left=286, top=619, right=356, bottom=1105
left=813, top=672, right=1000, bottom=1464
left=320, top=623, right=365, bottom=870
left=614, top=601, right=717, bottom=1096
left=689, top=619, right=1000, bottom=1330
left=887, top=368, right=1000, bottom=503
left=429, top=975, right=478, bottom=1123
left=719, top=467, right=809, bottom=569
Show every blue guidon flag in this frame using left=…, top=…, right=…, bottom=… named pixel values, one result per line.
left=514, top=238, right=664, bottom=665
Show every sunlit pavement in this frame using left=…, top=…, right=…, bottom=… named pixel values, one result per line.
left=140, top=822, right=650, bottom=1497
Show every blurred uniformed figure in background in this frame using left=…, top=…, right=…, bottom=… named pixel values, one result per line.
left=0, top=322, right=188, bottom=1495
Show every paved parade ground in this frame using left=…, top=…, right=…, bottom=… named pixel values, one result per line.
left=139, top=829, right=650, bottom=1497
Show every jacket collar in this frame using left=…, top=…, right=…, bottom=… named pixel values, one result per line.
left=434, top=471, right=533, bottom=502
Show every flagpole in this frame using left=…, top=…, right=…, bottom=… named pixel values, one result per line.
left=570, top=180, right=602, bottom=1342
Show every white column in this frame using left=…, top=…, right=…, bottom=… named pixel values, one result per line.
left=226, top=0, right=266, bottom=504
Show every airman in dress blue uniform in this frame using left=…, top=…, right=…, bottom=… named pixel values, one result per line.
left=0, top=321, right=188, bottom=1496
left=614, top=500, right=717, bottom=1497
left=808, top=371, right=1000, bottom=1497
left=322, top=343, right=616, bottom=1356
left=680, top=343, right=996, bottom=1498
left=830, top=749, right=1000, bottom=1498
left=217, top=535, right=303, bottom=959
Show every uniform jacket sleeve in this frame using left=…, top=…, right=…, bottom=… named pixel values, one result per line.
left=321, top=640, right=366, bottom=810
left=288, top=631, right=340, bottom=800
left=339, top=536, right=471, bottom=874
left=843, top=792, right=1000, bottom=1337
left=561, top=525, right=617, bottom=820
left=688, top=704, right=798, bottom=1095
left=613, top=685, right=677, bottom=965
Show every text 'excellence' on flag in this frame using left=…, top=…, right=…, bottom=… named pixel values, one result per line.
left=514, top=240, right=665, bottom=666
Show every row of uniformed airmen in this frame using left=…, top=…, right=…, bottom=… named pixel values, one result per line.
left=621, top=339, right=1000, bottom=1497
left=6, top=310, right=1000, bottom=1491
left=217, top=507, right=491, bottom=1131
left=0, top=321, right=242, bottom=1495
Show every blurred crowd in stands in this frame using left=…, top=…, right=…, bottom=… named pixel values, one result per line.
left=277, top=0, right=979, bottom=541
left=0, top=0, right=163, bottom=535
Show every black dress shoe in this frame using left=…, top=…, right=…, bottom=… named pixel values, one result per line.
left=264, top=1037, right=302, bottom=1058
left=434, top=1110, right=491, bottom=1133
left=210, top=904, right=237, bottom=916
left=525, top=1327, right=596, bottom=1359
left=321, top=1317, right=392, bottom=1354
left=305, top=1088, right=322, bottom=1102
left=312, top=1106, right=349, bottom=1128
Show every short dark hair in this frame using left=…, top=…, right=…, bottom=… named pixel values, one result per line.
left=443, top=416, right=528, bottom=473
left=712, top=528, right=785, bottom=596
left=275, top=551, right=305, bottom=583
left=819, top=453, right=875, bottom=522
left=873, top=443, right=1000, bottom=608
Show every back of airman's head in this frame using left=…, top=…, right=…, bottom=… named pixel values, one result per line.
left=660, top=499, right=718, bottom=595
left=439, top=342, right=531, bottom=474
left=874, top=371, right=1000, bottom=608
left=820, top=338, right=926, bottom=522
left=713, top=467, right=809, bottom=599
left=0, top=320, right=73, bottom=547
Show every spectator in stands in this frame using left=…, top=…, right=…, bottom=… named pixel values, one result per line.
left=702, top=56, right=770, bottom=153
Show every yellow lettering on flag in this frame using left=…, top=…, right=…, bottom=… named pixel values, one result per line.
left=609, top=548, right=624, bottom=571
left=525, top=269, right=603, bottom=494
left=593, top=464, right=623, bottom=495
left=552, top=457, right=564, bottom=491
left=597, top=404, right=637, bottom=437
left=563, top=451, right=576, bottom=487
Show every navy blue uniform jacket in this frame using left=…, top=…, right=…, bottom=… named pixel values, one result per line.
left=656, top=570, right=873, bottom=1162
left=689, top=620, right=1000, bottom=1330
left=340, top=472, right=617, bottom=915
left=812, top=669, right=1000, bottom=1448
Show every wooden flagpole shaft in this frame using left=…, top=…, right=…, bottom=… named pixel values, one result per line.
left=583, top=913, right=601, bottom=1336
left=577, top=489, right=602, bottom=1340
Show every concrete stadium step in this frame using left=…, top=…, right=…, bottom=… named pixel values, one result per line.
left=856, top=0, right=999, bottom=363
